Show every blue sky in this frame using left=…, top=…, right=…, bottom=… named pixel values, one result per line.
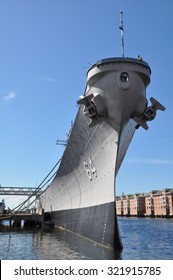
left=0, top=0, right=173, bottom=208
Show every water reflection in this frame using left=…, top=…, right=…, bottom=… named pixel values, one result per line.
left=2, top=217, right=173, bottom=260
left=0, top=221, right=121, bottom=260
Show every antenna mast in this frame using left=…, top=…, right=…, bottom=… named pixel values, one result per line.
left=119, top=10, right=125, bottom=57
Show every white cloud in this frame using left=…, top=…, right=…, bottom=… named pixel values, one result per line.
left=125, top=158, right=173, bottom=165
left=3, top=91, right=16, bottom=101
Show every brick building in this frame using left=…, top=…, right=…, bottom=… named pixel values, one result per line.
left=116, top=195, right=123, bottom=216
left=116, top=188, right=173, bottom=217
left=145, top=190, right=158, bottom=216
left=166, top=189, right=173, bottom=216
left=116, top=193, right=146, bottom=216
left=129, top=194, right=146, bottom=216
left=151, top=189, right=173, bottom=217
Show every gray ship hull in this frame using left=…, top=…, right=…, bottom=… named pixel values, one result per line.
left=40, top=57, right=152, bottom=249
left=52, top=202, right=118, bottom=248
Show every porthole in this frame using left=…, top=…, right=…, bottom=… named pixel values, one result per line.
left=120, top=72, right=129, bottom=82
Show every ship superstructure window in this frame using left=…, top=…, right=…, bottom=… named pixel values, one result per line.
left=120, top=72, right=129, bottom=82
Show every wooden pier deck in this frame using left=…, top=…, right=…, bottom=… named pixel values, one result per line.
left=0, top=210, right=44, bottom=226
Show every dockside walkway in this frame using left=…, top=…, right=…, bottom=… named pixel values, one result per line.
left=0, top=209, right=44, bottom=227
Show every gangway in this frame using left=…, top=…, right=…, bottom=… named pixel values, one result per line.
left=0, top=157, right=62, bottom=212
left=0, top=186, right=42, bottom=196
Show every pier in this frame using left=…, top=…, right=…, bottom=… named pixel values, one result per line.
left=0, top=185, right=45, bottom=227
left=0, top=209, right=44, bottom=227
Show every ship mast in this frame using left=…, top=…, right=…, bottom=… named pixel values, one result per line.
left=119, top=10, right=125, bottom=57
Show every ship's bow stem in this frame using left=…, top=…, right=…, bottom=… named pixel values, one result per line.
left=77, top=57, right=151, bottom=248
left=43, top=57, right=155, bottom=250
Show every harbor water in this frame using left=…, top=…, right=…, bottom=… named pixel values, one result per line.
left=0, top=217, right=173, bottom=260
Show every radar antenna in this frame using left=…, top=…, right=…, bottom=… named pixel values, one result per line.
left=119, top=10, right=125, bottom=57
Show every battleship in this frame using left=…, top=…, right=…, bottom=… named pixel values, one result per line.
left=39, top=12, right=165, bottom=250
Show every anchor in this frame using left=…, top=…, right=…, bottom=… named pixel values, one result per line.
left=133, top=97, right=166, bottom=130
left=77, top=93, right=107, bottom=127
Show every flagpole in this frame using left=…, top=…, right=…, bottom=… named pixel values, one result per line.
left=119, top=10, right=125, bottom=57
